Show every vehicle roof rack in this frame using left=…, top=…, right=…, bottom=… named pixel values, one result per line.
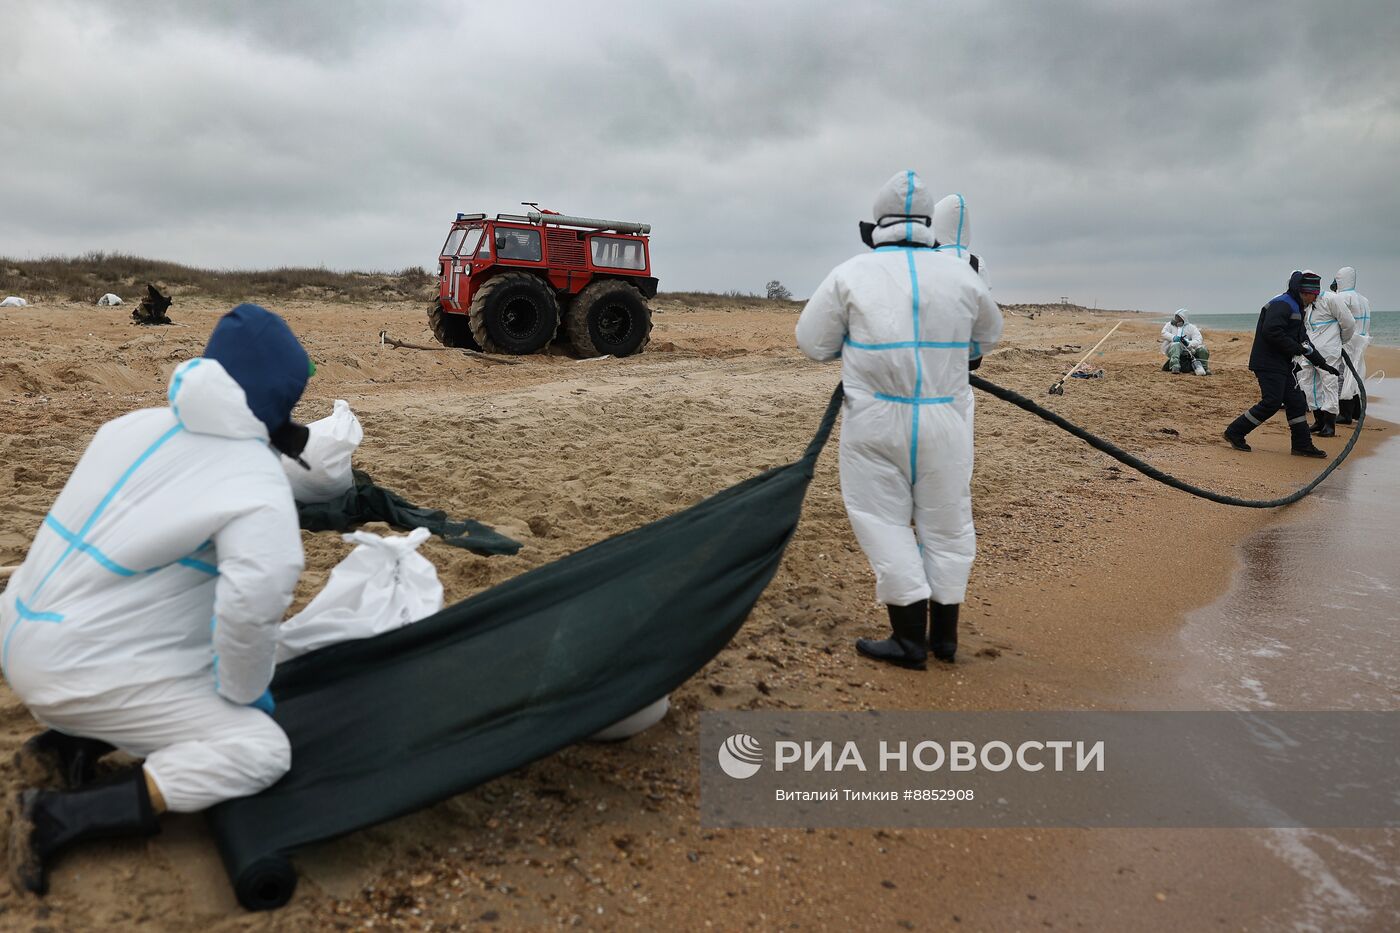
left=526, top=211, right=650, bottom=235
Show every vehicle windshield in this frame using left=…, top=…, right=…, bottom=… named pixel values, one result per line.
left=442, top=227, right=466, bottom=257
left=458, top=227, right=485, bottom=257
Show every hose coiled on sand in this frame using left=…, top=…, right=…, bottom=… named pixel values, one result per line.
left=970, top=351, right=1366, bottom=509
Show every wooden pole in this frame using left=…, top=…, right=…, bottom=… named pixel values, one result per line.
left=1049, top=320, right=1123, bottom=394
left=379, top=332, right=522, bottom=365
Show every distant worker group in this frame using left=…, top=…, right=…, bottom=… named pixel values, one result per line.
left=1224, top=268, right=1371, bottom=456
left=797, top=174, right=1379, bottom=671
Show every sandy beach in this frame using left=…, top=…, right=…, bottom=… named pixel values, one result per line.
left=1, top=296, right=1395, bottom=931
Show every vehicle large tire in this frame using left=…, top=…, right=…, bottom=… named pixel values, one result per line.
left=564, top=279, right=652, bottom=358
left=427, top=300, right=481, bottom=350
left=467, top=273, right=560, bottom=355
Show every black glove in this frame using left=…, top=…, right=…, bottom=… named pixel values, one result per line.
left=968, top=356, right=983, bottom=372
left=1306, top=350, right=1339, bottom=377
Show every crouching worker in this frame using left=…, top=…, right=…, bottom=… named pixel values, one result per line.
left=1161, top=310, right=1210, bottom=375
left=1, top=304, right=312, bottom=896
left=797, top=170, right=1004, bottom=669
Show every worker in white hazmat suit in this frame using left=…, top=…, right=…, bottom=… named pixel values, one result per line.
left=933, top=192, right=989, bottom=284
left=797, top=171, right=1003, bottom=668
left=1160, top=310, right=1210, bottom=375
left=2, top=304, right=313, bottom=896
left=1333, top=267, right=1371, bottom=425
left=1296, top=278, right=1355, bottom=436
left=932, top=192, right=988, bottom=436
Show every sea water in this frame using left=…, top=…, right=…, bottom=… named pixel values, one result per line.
left=1185, top=309, right=1400, bottom=347
left=1170, top=387, right=1400, bottom=929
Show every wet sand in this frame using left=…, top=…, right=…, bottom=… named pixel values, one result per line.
left=0, top=296, right=1395, bottom=930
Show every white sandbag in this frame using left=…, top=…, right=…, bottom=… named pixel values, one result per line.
left=276, top=527, right=444, bottom=663
left=590, top=696, right=671, bottom=741
left=97, top=293, right=123, bottom=306
left=282, top=398, right=364, bottom=504
left=0, top=296, right=28, bottom=308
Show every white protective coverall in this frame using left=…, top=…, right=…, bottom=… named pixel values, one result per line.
left=1160, top=311, right=1204, bottom=357
left=933, top=192, right=987, bottom=435
left=797, top=171, right=1004, bottom=606
left=0, top=358, right=302, bottom=812
left=1296, top=289, right=1356, bottom=414
left=1335, top=267, right=1372, bottom=402
left=934, top=192, right=990, bottom=285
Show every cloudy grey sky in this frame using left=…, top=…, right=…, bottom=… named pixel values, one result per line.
left=1, top=0, right=1396, bottom=313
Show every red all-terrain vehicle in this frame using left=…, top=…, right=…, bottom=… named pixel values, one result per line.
left=429, top=207, right=658, bottom=356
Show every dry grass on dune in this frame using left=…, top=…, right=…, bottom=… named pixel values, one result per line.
left=0, top=253, right=807, bottom=313
left=0, top=252, right=438, bottom=305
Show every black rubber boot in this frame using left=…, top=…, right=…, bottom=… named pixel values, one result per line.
left=1336, top=399, right=1354, bottom=425
left=14, top=731, right=116, bottom=791
left=1309, top=413, right=1325, bottom=434
left=929, top=602, right=959, bottom=663
left=1290, top=418, right=1326, bottom=457
left=856, top=601, right=928, bottom=670
left=7, top=768, right=160, bottom=896
left=1316, top=411, right=1336, bottom=438
left=1223, top=416, right=1253, bottom=451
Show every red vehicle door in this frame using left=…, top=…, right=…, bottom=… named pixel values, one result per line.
left=441, top=225, right=485, bottom=311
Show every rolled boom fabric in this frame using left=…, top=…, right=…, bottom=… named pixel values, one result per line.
left=207, top=386, right=845, bottom=910
left=296, top=469, right=521, bottom=556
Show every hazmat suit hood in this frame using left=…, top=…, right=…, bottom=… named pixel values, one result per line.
left=1173, top=309, right=1191, bottom=325
left=865, top=170, right=938, bottom=248
left=169, top=359, right=272, bottom=441
left=202, top=304, right=312, bottom=460
left=1335, top=267, right=1357, bottom=291
left=933, top=194, right=971, bottom=255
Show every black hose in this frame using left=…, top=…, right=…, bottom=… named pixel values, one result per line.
left=970, top=351, right=1367, bottom=509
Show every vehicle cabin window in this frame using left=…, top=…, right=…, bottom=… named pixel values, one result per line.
left=591, top=236, right=646, bottom=270
left=494, top=228, right=541, bottom=262
left=442, top=228, right=466, bottom=257
left=457, top=227, right=484, bottom=257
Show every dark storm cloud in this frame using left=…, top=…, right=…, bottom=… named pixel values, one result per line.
left=1, top=0, right=1396, bottom=312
